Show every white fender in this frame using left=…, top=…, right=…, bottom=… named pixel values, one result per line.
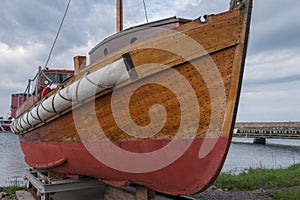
left=12, top=58, right=130, bottom=133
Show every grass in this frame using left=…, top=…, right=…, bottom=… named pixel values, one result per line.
left=0, top=186, right=25, bottom=194
left=0, top=177, right=26, bottom=194
left=271, top=188, right=300, bottom=200
left=214, top=163, right=300, bottom=191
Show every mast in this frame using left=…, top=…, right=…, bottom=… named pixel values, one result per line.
left=116, top=0, right=123, bottom=32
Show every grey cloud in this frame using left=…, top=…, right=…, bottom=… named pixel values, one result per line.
left=245, top=75, right=300, bottom=86
left=248, top=0, right=300, bottom=54
left=0, top=0, right=114, bottom=54
left=0, top=0, right=66, bottom=46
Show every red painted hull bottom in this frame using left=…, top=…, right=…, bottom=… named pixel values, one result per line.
left=20, top=137, right=231, bottom=195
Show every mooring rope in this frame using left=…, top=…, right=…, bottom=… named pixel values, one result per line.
left=142, top=0, right=149, bottom=23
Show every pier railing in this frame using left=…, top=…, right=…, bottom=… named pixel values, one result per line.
left=233, top=122, right=300, bottom=140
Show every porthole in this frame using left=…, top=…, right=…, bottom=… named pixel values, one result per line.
left=130, top=37, right=138, bottom=44
left=200, top=15, right=208, bottom=24
left=104, top=47, right=109, bottom=56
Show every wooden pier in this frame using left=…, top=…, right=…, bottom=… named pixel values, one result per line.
left=233, top=122, right=300, bottom=144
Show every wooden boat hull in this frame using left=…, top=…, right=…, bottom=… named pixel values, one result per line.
left=15, top=0, right=252, bottom=195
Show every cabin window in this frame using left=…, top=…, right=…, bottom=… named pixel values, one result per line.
left=0, top=120, right=11, bottom=124
left=57, top=74, right=68, bottom=83
left=130, top=37, right=138, bottom=44
left=46, top=73, right=68, bottom=84
left=104, top=48, right=109, bottom=56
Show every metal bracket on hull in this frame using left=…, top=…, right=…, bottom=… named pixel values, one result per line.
left=230, top=0, right=250, bottom=14
left=123, top=52, right=138, bottom=81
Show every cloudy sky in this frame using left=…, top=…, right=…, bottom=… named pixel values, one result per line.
left=0, top=0, right=299, bottom=122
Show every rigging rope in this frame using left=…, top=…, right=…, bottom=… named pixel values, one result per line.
left=44, top=0, right=72, bottom=69
left=142, top=0, right=149, bottom=23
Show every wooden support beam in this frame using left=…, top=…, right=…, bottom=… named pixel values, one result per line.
left=136, top=186, right=155, bottom=200
left=104, top=185, right=155, bottom=200
left=48, top=170, right=66, bottom=181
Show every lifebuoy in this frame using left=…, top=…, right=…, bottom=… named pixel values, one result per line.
left=41, top=86, right=51, bottom=98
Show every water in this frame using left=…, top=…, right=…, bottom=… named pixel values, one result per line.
left=0, top=133, right=299, bottom=186
left=222, top=138, right=300, bottom=174
left=0, top=132, right=28, bottom=186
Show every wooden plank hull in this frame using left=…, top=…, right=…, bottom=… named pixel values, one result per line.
left=15, top=0, right=252, bottom=195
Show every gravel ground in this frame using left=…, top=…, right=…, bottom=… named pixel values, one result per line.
left=0, top=193, right=17, bottom=200
left=191, top=187, right=269, bottom=200
left=1, top=186, right=300, bottom=200
left=191, top=185, right=300, bottom=200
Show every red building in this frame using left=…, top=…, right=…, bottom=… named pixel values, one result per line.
left=11, top=93, right=27, bottom=119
